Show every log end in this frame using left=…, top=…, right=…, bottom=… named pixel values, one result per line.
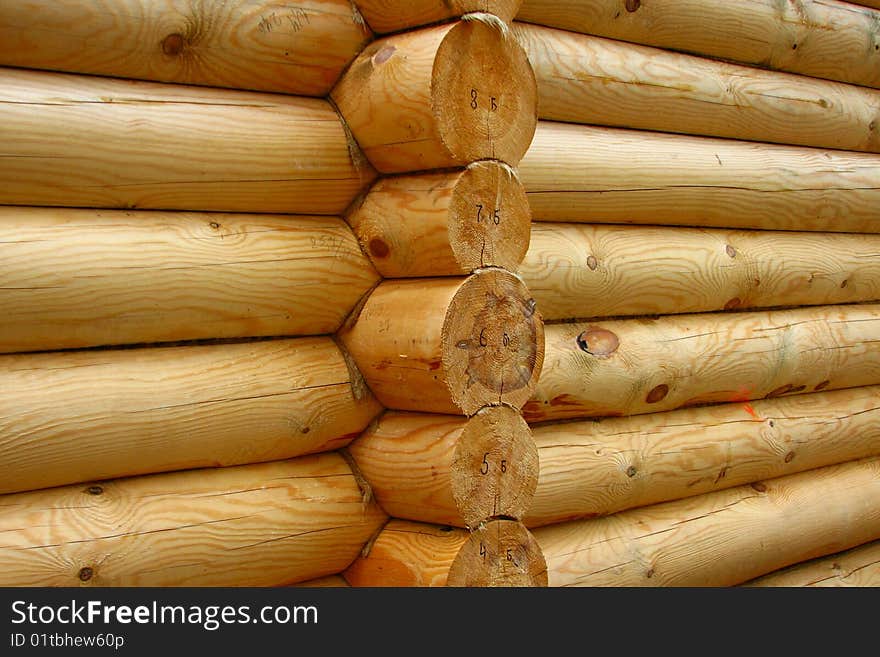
left=442, top=268, right=545, bottom=415
left=449, top=161, right=531, bottom=273
left=447, top=519, right=548, bottom=586
left=433, top=16, right=537, bottom=167
left=451, top=405, right=538, bottom=527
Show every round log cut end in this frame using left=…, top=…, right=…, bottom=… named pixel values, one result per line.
left=447, top=519, right=548, bottom=587
left=442, top=269, right=544, bottom=415
left=449, top=161, right=531, bottom=273
left=433, top=15, right=537, bottom=167
left=451, top=405, right=538, bottom=527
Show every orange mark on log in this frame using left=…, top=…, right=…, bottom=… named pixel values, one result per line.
left=162, top=33, right=185, bottom=56
left=576, top=327, right=619, bottom=357
left=766, top=383, right=806, bottom=398
left=646, top=384, right=669, bottom=404
left=549, top=394, right=580, bottom=407
left=724, top=297, right=742, bottom=310
left=814, top=380, right=830, bottom=391
left=742, top=403, right=758, bottom=419
left=369, top=238, right=389, bottom=258
left=625, top=0, right=641, bottom=11
left=373, top=45, right=395, bottom=64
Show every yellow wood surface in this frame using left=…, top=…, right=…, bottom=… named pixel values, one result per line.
left=0, top=454, right=388, bottom=586
left=746, top=541, right=880, bottom=587
left=356, top=0, right=522, bottom=33
left=0, top=338, right=382, bottom=495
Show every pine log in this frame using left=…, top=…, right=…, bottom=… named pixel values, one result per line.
left=344, top=519, right=547, bottom=586
left=536, top=457, right=880, bottom=586
left=0, top=338, right=382, bottom=495
left=0, top=0, right=371, bottom=96
left=0, top=454, right=387, bottom=587
left=294, top=575, right=351, bottom=587
left=514, top=22, right=880, bottom=153
left=0, top=67, right=375, bottom=214
left=521, top=223, right=880, bottom=323
left=526, top=304, right=880, bottom=423
left=332, top=16, right=537, bottom=173
left=745, top=541, right=880, bottom=587
left=347, top=161, right=531, bottom=277
left=520, top=122, right=880, bottom=232
left=340, top=268, right=544, bottom=415
left=349, top=406, right=538, bottom=527
left=528, top=386, right=880, bottom=527
left=516, top=0, right=880, bottom=89
left=0, top=207, right=378, bottom=353
left=356, top=1, right=522, bottom=33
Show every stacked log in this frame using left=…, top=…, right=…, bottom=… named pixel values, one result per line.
left=745, top=542, right=880, bottom=587
left=334, top=8, right=549, bottom=586
left=0, top=455, right=387, bottom=587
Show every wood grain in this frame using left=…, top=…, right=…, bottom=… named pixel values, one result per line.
left=0, top=0, right=371, bottom=96
left=347, top=161, right=531, bottom=277
left=356, top=0, right=522, bottom=33
left=520, top=122, right=880, bottom=232
left=745, top=541, right=880, bottom=587
left=340, top=269, right=544, bottom=415
left=521, top=223, right=880, bottom=323
left=332, top=17, right=536, bottom=172
left=536, top=457, right=880, bottom=586
left=0, top=67, right=375, bottom=214
left=0, top=454, right=388, bottom=586
left=0, top=207, right=379, bottom=353
left=349, top=406, right=537, bottom=527
left=528, top=385, right=880, bottom=526
left=294, top=574, right=350, bottom=587
left=527, top=304, right=880, bottom=423
left=514, top=22, right=880, bottom=153
left=0, top=338, right=382, bottom=495
left=517, top=0, right=880, bottom=89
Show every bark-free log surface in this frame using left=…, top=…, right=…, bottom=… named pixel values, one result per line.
left=340, top=269, right=544, bottom=415
left=357, top=0, right=522, bottom=33
left=0, top=0, right=371, bottom=96
left=344, top=519, right=547, bottom=586
left=0, top=338, right=382, bottom=495
left=527, top=304, right=880, bottom=423
left=349, top=406, right=538, bottom=527
left=348, top=161, right=531, bottom=277
left=0, top=68, right=374, bottom=214
left=521, top=223, right=880, bottom=323
left=515, top=23, right=880, bottom=153
left=332, top=16, right=537, bottom=173
left=294, top=574, right=351, bottom=587
left=537, top=457, right=880, bottom=586
left=0, top=455, right=387, bottom=587
left=529, top=386, right=880, bottom=527
left=746, top=541, right=880, bottom=587
left=0, top=207, right=379, bottom=353
left=520, top=122, right=880, bottom=232
left=517, top=0, right=880, bottom=89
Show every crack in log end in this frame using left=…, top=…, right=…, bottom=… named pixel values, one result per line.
left=576, top=327, right=619, bottom=358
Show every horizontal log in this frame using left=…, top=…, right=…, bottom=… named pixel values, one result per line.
left=340, top=268, right=544, bottom=415
left=536, top=457, right=880, bottom=586
left=514, top=22, right=880, bottom=153
left=526, top=303, right=880, bottom=423
left=0, top=338, right=382, bottom=495
left=520, top=122, right=880, bottom=232
left=0, top=0, right=371, bottom=96
left=520, top=223, right=880, bottom=323
left=528, top=386, right=880, bottom=527
left=332, top=16, right=536, bottom=173
left=516, top=0, right=880, bottom=89
left=0, top=454, right=388, bottom=586
left=344, top=519, right=547, bottom=586
left=0, top=67, right=375, bottom=214
left=0, top=207, right=379, bottom=353
left=349, top=406, right=538, bottom=527
left=745, top=541, right=880, bottom=587
left=347, top=161, right=531, bottom=277
left=356, top=1, right=522, bottom=33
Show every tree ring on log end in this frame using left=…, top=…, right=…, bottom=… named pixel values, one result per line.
left=449, top=161, right=531, bottom=273
left=451, top=405, right=538, bottom=527
left=447, top=519, right=548, bottom=587
left=433, top=16, right=537, bottom=167
left=442, top=269, right=544, bottom=415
